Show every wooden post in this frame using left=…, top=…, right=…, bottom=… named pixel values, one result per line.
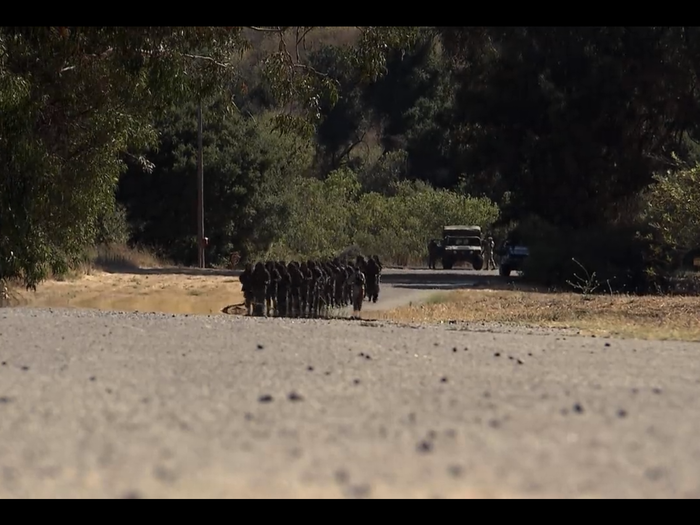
left=197, top=102, right=205, bottom=269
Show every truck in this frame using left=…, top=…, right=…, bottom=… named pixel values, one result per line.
left=496, top=240, right=529, bottom=277
left=438, top=225, right=484, bottom=270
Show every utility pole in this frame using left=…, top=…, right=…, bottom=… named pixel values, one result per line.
left=197, top=101, right=205, bottom=269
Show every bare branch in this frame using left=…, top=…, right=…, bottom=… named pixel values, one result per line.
left=295, top=27, right=315, bottom=62
left=292, top=62, right=335, bottom=82
left=183, top=53, right=232, bottom=68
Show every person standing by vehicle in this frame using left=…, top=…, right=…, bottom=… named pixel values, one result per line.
left=484, top=235, right=496, bottom=270
left=428, top=240, right=439, bottom=269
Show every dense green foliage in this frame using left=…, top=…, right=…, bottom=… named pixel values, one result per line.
left=3, top=26, right=700, bottom=294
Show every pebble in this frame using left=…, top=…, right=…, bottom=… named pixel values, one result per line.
left=288, top=392, right=303, bottom=402
left=416, top=441, right=433, bottom=454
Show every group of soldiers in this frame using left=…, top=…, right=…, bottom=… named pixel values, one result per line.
left=239, top=255, right=383, bottom=319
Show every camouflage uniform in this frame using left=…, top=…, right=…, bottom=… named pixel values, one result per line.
left=343, top=263, right=354, bottom=306
left=276, top=262, right=290, bottom=317
left=288, top=262, right=303, bottom=316
left=352, top=267, right=366, bottom=317
left=239, top=263, right=254, bottom=315
left=428, top=240, right=438, bottom=269
left=484, top=235, right=496, bottom=270
left=265, top=261, right=280, bottom=315
left=310, top=262, right=324, bottom=315
left=251, top=262, right=270, bottom=316
left=299, top=262, right=311, bottom=315
left=372, top=255, right=383, bottom=289
left=365, top=258, right=380, bottom=303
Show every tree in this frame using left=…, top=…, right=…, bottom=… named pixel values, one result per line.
left=118, top=105, right=314, bottom=265
left=440, top=27, right=700, bottom=227
left=0, top=26, right=418, bottom=288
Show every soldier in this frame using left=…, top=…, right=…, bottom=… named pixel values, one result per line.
left=251, top=262, right=270, bottom=316
left=299, top=261, right=311, bottom=315
left=352, top=264, right=367, bottom=319
left=365, top=256, right=380, bottom=303
left=310, top=261, right=324, bottom=315
left=373, top=255, right=383, bottom=289
left=288, top=262, right=303, bottom=316
left=318, top=262, right=329, bottom=315
left=265, top=261, right=280, bottom=315
left=323, top=262, right=335, bottom=311
left=344, top=262, right=355, bottom=306
left=428, top=240, right=438, bottom=269
left=484, top=235, right=496, bottom=270
left=276, top=262, right=290, bottom=317
left=239, top=262, right=254, bottom=315
left=333, top=263, right=346, bottom=308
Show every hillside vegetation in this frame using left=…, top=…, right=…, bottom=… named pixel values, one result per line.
left=2, top=26, right=700, bottom=295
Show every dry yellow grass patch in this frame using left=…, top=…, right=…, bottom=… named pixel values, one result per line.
left=13, top=270, right=244, bottom=316
left=377, top=289, right=700, bottom=342
left=4, top=245, right=245, bottom=316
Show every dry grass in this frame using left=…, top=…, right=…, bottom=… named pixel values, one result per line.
left=377, top=288, right=700, bottom=342
left=6, top=245, right=244, bottom=316
left=90, top=244, right=166, bottom=272
left=12, top=271, right=244, bottom=316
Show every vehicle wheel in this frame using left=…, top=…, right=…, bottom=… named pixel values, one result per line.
left=472, top=255, right=484, bottom=271
left=442, top=259, right=453, bottom=270
left=499, top=265, right=511, bottom=277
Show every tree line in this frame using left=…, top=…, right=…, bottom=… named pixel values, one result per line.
left=2, top=27, right=700, bottom=293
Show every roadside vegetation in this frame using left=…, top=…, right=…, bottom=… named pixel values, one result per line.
left=3, top=27, right=700, bottom=320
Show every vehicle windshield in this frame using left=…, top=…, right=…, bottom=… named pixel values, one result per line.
left=446, top=237, right=481, bottom=246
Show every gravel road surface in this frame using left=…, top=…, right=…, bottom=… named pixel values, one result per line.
left=1, top=268, right=700, bottom=499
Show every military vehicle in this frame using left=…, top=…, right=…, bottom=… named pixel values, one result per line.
left=497, top=240, right=529, bottom=277
left=438, top=225, right=484, bottom=270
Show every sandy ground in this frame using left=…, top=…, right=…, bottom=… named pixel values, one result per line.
left=10, top=267, right=462, bottom=318
left=12, top=270, right=245, bottom=316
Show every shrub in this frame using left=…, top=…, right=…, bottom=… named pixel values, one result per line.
left=263, top=171, right=501, bottom=265
left=519, top=221, right=673, bottom=294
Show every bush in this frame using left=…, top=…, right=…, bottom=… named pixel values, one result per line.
left=94, top=203, right=131, bottom=246
left=519, top=221, right=673, bottom=294
left=262, top=170, right=501, bottom=265
left=639, top=163, right=700, bottom=268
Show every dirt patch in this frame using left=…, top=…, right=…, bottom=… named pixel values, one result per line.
left=376, top=289, right=700, bottom=342
left=12, top=270, right=244, bottom=316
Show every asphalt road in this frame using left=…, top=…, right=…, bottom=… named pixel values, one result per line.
left=343, top=267, right=500, bottom=314
left=2, top=268, right=700, bottom=499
